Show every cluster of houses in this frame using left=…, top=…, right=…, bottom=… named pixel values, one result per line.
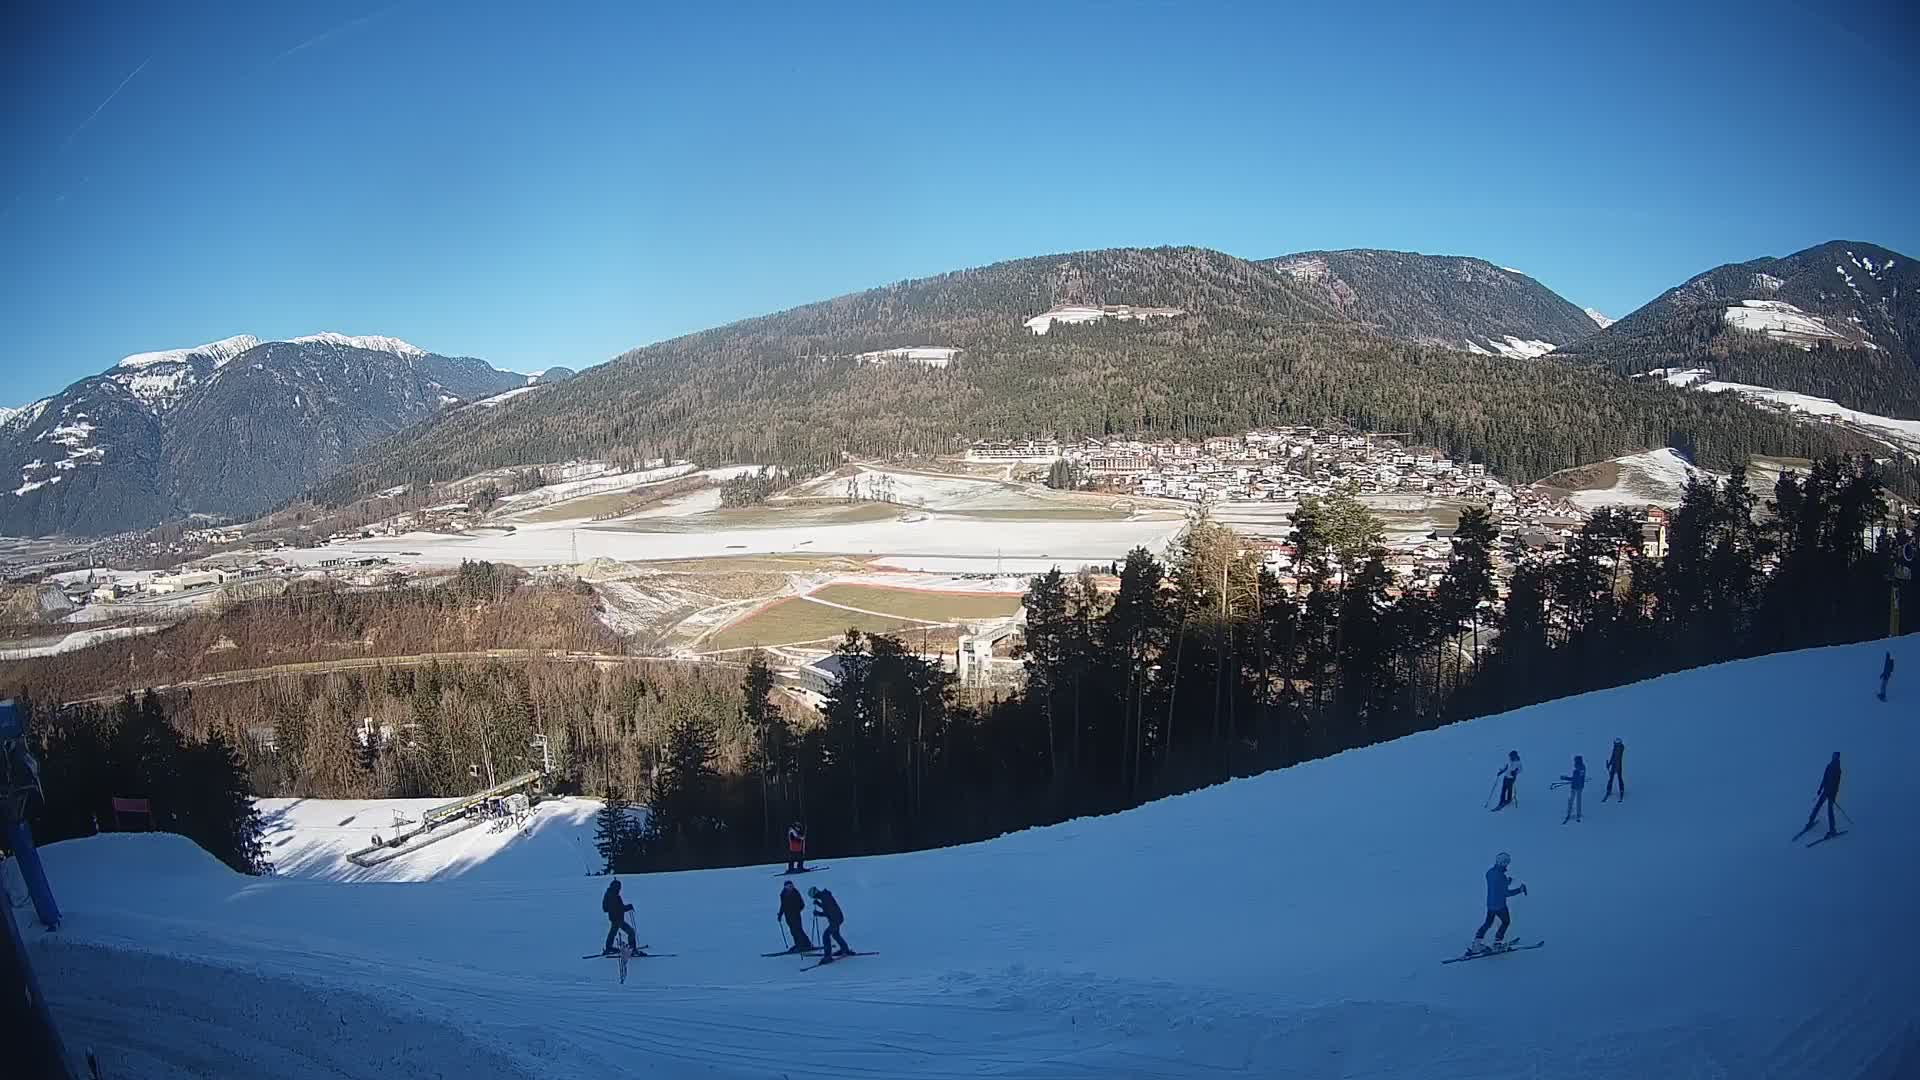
left=1060, top=429, right=1506, bottom=505
left=62, top=554, right=396, bottom=609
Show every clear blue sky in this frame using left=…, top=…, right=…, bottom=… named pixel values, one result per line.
left=4, top=0, right=1916, bottom=404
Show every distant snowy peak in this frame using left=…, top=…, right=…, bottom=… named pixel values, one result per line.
left=288, top=332, right=427, bottom=358
left=116, top=334, right=262, bottom=370
left=1584, top=307, right=1614, bottom=329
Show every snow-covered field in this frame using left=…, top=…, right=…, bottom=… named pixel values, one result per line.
left=270, top=511, right=1185, bottom=574
left=1723, top=299, right=1848, bottom=347
left=23, top=636, right=1920, bottom=1078
left=1656, top=370, right=1920, bottom=456
left=1552, top=448, right=1713, bottom=510
left=0, top=623, right=159, bottom=659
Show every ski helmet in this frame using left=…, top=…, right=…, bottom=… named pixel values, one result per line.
left=1494, top=852, right=1511, bottom=867
left=1508, top=750, right=1519, bottom=760
left=807, top=886, right=821, bottom=899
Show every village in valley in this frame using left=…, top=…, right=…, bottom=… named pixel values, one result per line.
left=5, top=417, right=1703, bottom=691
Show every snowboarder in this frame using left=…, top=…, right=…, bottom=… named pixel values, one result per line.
left=1494, top=751, right=1522, bottom=809
left=1559, top=755, right=1586, bottom=823
left=1879, top=652, right=1895, bottom=702
left=809, top=886, right=851, bottom=963
left=1800, top=752, right=1843, bottom=840
left=777, top=880, right=813, bottom=951
left=601, top=878, right=639, bottom=956
left=1602, top=738, right=1625, bottom=802
left=1469, top=852, right=1527, bottom=954
left=785, top=820, right=808, bottom=873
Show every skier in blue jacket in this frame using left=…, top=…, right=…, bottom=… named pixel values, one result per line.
left=1560, top=755, right=1586, bottom=824
left=1469, top=852, right=1527, bottom=954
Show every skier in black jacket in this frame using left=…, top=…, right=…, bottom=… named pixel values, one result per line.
left=777, top=880, right=814, bottom=952
left=1603, top=738, right=1625, bottom=802
left=602, top=879, right=639, bottom=955
left=1800, top=753, right=1843, bottom=840
left=809, top=886, right=851, bottom=962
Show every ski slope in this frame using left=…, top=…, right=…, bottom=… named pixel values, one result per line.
left=255, top=796, right=609, bottom=882
left=23, top=638, right=1920, bottom=1079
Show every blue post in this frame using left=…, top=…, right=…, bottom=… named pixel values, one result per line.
left=1, top=699, right=60, bottom=929
left=7, top=821, right=61, bottom=930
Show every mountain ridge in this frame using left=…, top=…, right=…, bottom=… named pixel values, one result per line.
left=313, top=244, right=1892, bottom=509
left=1557, top=239, right=1920, bottom=420
left=1260, top=248, right=1602, bottom=358
left=0, top=334, right=539, bottom=536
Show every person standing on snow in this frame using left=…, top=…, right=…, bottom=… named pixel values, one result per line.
left=777, top=880, right=814, bottom=952
left=809, top=886, right=852, bottom=963
left=785, top=820, right=808, bottom=874
left=1470, top=852, right=1527, bottom=953
left=1879, top=652, right=1895, bottom=702
left=1800, top=752, right=1844, bottom=840
left=602, top=878, right=639, bottom=956
left=1494, top=751, right=1523, bottom=809
left=1560, top=755, right=1586, bottom=823
left=1603, top=738, right=1626, bottom=802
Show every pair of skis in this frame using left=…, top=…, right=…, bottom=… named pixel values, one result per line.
left=773, top=865, right=827, bottom=875
left=1797, top=829, right=1847, bottom=847
left=799, top=950, right=877, bottom=972
left=1442, top=939, right=1544, bottom=964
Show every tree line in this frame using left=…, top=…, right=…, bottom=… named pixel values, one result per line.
left=600, top=456, right=1915, bottom=874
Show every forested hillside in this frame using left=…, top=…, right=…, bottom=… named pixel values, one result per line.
left=1262, top=248, right=1601, bottom=355
left=314, top=247, right=1887, bottom=503
left=1561, top=241, right=1920, bottom=418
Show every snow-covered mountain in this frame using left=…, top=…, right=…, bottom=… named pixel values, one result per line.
left=1559, top=240, right=1920, bottom=421
left=1583, top=306, right=1614, bottom=328
left=21, top=636, right=1920, bottom=1078
left=1261, top=249, right=1602, bottom=357
left=0, top=334, right=527, bottom=535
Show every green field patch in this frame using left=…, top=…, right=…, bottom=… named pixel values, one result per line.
left=808, top=585, right=1024, bottom=622
left=704, top=597, right=924, bottom=651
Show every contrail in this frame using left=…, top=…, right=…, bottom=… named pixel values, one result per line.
left=60, top=55, right=151, bottom=151
left=277, top=5, right=396, bottom=61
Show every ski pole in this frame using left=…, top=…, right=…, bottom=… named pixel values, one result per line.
left=778, top=920, right=791, bottom=950
left=1836, top=801, right=1855, bottom=827
left=1484, top=774, right=1500, bottom=808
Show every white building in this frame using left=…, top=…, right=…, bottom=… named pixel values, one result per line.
left=855, top=346, right=962, bottom=368
left=1024, top=303, right=1185, bottom=335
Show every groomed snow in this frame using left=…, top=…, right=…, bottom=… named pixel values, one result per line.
left=1562, top=448, right=1711, bottom=510
left=255, top=796, right=609, bottom=882
left=26, top=637, right=1920, bottom=1078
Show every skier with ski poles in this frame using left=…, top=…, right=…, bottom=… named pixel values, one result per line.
left=601, top=878, right=640, bottom=956
left=777, top=880, right=814, bottom=952
left=1797, top=752, right=1843, bottom=841
left=1879, top=652, right=1895, bottom=702
left=1492, top=751, right=1522, bottom=810
left=1468, top=852, right=1527, bottom=954
left=1558, top=754, right=1586, bottom=823
left=1603, top=738, right=1625, bottom=802
left=785, top=820, right=808, bottom=874
left=809, top=886, right=852, bottom=963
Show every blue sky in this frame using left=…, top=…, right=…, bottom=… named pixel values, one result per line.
left=3, top=0, right=1916, bottom=404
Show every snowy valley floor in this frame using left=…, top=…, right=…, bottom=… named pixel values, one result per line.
left=25, top=638, right=1920, bottom=1078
